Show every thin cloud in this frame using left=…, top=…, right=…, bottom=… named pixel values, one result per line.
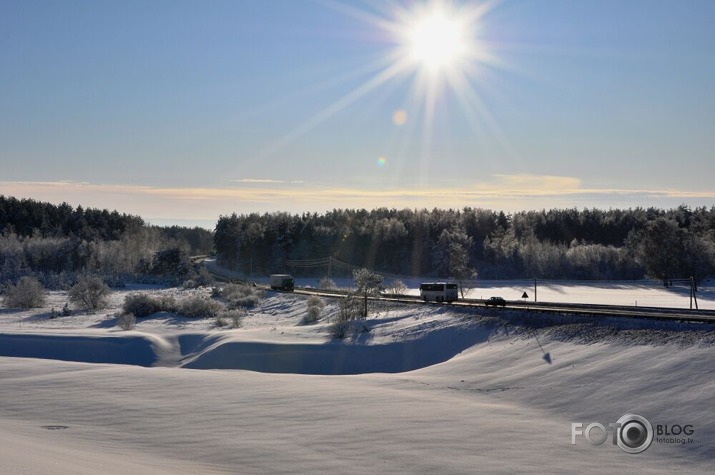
left=1, top=179, right=714, bottom=224
left=4, top=177, right=715, bottom=202
left=232, top=179, right=305, bottom=185
left=489, top=174, right=582, bottom=192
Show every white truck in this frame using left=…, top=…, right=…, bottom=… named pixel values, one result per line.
left=269, top=274, right=295, bottom=291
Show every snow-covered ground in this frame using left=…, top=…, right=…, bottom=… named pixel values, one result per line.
left=1, top=283, right=714, bottom=473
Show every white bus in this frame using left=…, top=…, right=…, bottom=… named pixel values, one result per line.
left=419, top=282, right=459, bottom=302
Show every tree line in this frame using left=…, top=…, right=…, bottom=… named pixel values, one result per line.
left=4, top=195, right=714, bottom=286
left=214, top=206, right=715, bottom=283
left=0, top=196, right=214, bottom=286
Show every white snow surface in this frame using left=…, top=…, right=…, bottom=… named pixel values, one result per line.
left=1, top=283, right=714, bottom=473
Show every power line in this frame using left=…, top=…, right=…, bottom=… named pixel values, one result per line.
left=284, top=256, right=421, bottom=283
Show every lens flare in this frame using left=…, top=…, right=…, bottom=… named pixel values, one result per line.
left=392, top=109, right=408, bottom=125
left=377, top=157, right=387, bottom=167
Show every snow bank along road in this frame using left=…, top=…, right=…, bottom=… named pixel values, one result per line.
left=283, top=285, right=715, bottom=324
left=207, top=262, right=715, bottom=323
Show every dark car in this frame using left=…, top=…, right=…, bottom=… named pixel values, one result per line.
left=485, top=296, right=507, bottom=307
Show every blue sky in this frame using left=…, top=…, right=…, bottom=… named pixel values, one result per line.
left=2, top=0, right=714, bottom=227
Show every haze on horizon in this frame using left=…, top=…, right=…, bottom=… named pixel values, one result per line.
left=2, top=0, right=714, bottom=228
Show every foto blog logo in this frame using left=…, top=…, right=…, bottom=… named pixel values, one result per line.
left=572, top=413, right=695, bottom=454
left=572, top=414, right=654, bottom=454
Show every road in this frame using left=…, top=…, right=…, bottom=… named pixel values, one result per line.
left=204, top=263, right=715, bottom=324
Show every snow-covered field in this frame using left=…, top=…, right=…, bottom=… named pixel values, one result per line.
left=1, top=283, right=714, bottom=473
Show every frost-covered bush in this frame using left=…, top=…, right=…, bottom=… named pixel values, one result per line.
left=183, top=267, right=214, bottom=289
left=318, top=277, right=336, bottom=290
left=124, top=292, right=225, bottom=319
left=302, top=305, right=322, bottom=325
left=227, top=308, right=245, bottom=327
left=117, top=312, right=136, bottom=331
left=216, top=308, right=245, bottom=328
left=331, top=319, right=369, bottom=340
left=384, top=279, right=407, bottom=295
left=177, top=295, right=223, bottom=318
left=329, top=294, right=363, bottom=339
left=2, top=276, right=46, bottom=309
left=329, top=320, right=351, bottom=340
left=307, top=295, right=325, bottom=309
left=50, top=303, right=72, bottom=318
left=217, top=283, right=263, bottom=309
left=338, top=294, right=361, bottom=321
left=68, top=276, right=111, bottom=313
left=122, top=293, right=176, bottom=318
left=301, top=295, right=325, bottom=325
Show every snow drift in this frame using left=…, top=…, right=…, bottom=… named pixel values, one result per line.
left=1, top=287, right=714, bottom=473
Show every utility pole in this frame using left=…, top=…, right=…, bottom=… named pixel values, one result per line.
left=534, top=279, right=537, bottom=303
left=690, top=276, right=699, bottom=310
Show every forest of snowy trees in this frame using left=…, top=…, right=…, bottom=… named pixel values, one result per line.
left=214, top=206, right=715, bottom=284
left=4, top=195, right=715, bottom=287
left=0, top=196, right=214, bottom=287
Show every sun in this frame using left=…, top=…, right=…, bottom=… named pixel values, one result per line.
left=403, top=4, right=470, bottom=74
left=385, top=0, right=494, bottom=138
left=253, top=0, right=499, bottom=165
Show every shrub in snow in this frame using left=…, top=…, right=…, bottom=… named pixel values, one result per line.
left=329, top=320, right=351, bottom=340
left=217, top=283, right=263, bottom=309
left=384, top=279, right=407, bottom=296
left=338, top=293, right=362, bottom=321
left=307, top=295, right=325, bottom=309
left=50, top=303, right=71, bottom=318
left=69, top=276, right=111, bottom=313
left=2, top=276, right=46, bottom=309
left=124, top=292, right=224, bottom=319
left=117, top=312, right=136, bottom=331
left=183, top=267, right=214, bottom=289
left=318, top=277, right=336, bottom=290
left=301, top=295, right=325, bottom=325
left=329, top=294, right=363, bottom=340
left=300, top=305, right=320, bottom=325
left=215, top=308, right=245, bottom=328
left=227, top=308, right=246, bottom=328
left=330, top=319, right=369, bottom=340
left=177, top=295, right=223, bottom=318
left=122, top=293, right=176, bottom=318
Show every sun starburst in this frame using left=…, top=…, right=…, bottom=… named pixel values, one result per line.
left=254, top=0, right=503, bottom=175
left=401, top=3, right=472, bottom=74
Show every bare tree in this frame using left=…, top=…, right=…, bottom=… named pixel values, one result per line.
left=69, top=276, right=111, bottom=313
left=450, top=248, right=478, bottom=298
left=353, top=268, right=384, bottom=318
left=440, top=228, right=477, bottom=298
